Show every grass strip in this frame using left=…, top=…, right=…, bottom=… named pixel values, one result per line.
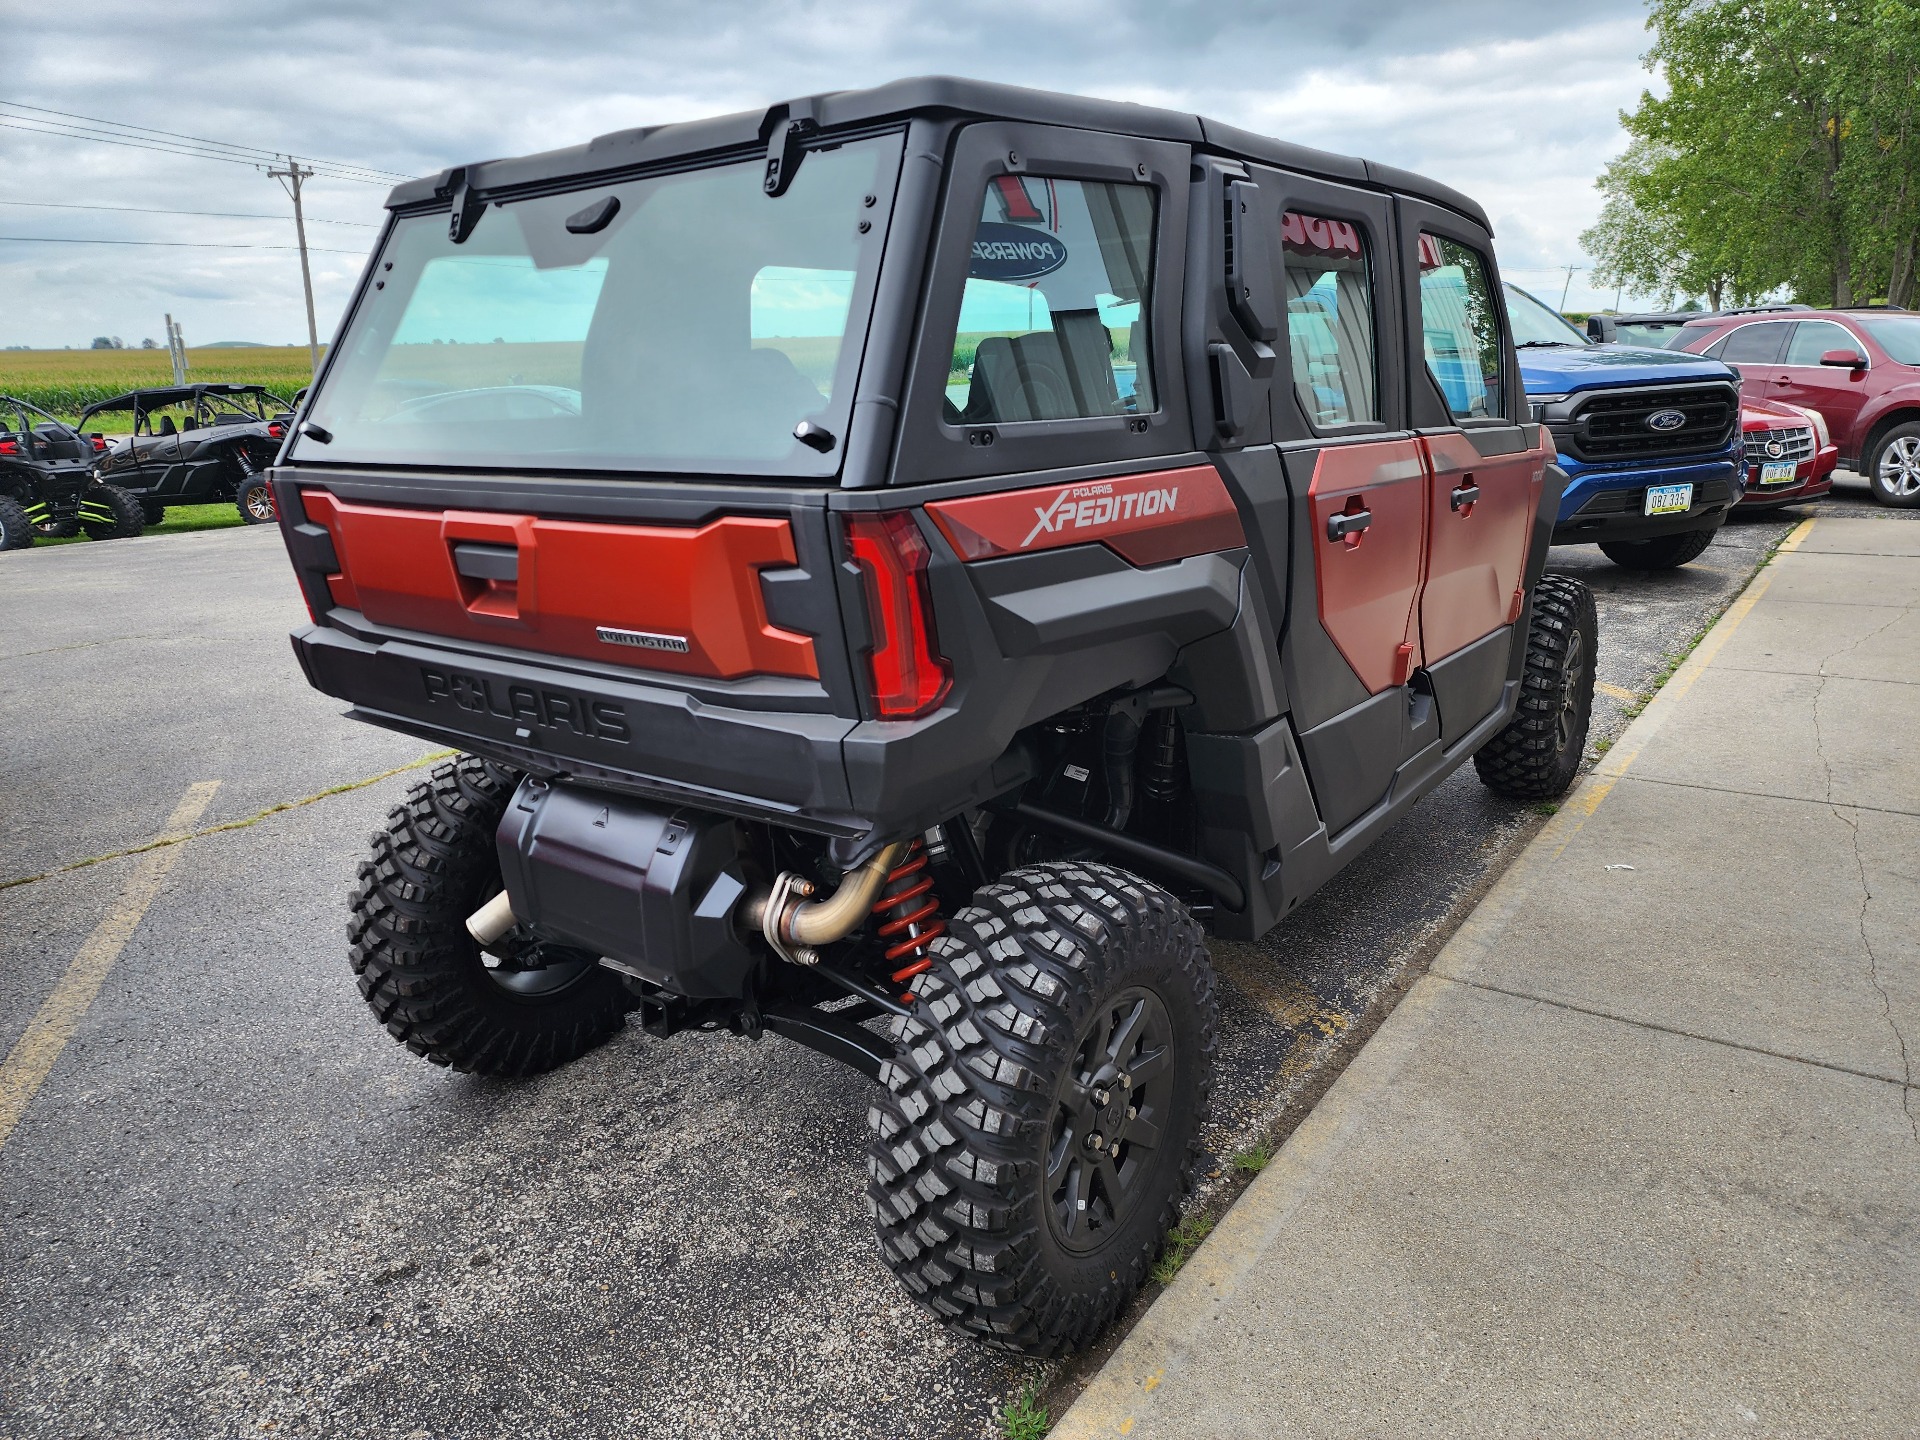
left=0, top=750, right=452, bottom=893
left=999, top=1383, right=1051, bottom=1440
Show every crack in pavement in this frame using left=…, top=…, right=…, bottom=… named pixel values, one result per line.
left=1808, top=602, right=1918, bottom=1143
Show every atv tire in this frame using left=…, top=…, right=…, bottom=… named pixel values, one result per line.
left=868, top=860, right=1216, bottom=1356
left=79, top=483, right=145, bottom=540
left=0, top=497, right=34, bottom=550
left=140, top=501, right=166, bottom=528
left=1598, top=526, right=1716, bottom=570
left=236, top=474, right=275, bottom=524
left=348, top=755, right=636, bottom=1077
left=1474, top=573, right=1597, bottom=801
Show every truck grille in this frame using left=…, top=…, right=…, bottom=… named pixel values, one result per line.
left=1552, top=382, right=1738, bottom=462
left=1744, top=426, right=1815, bottom=465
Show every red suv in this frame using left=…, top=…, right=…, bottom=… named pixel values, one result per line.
left=1673, top=309, right=1920, bottom=506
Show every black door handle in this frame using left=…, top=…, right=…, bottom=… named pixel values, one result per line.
left=1327, top=508, right=1373, bottom=541
left=1451, top=483, right=1481, bottom=511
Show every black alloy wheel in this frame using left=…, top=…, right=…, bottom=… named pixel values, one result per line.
left=1046, top=987, right=1175, bottom=1254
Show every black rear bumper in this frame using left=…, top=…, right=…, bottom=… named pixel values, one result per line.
left=292, top=622, right=872, bottom=838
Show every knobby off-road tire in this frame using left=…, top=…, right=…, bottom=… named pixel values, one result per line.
left=1474, top=573, right=1597, bottom=801
left=139, top=501, right=166, bottom=528
left=0, top=496, right=34, bottom=550
left=1867, top=421, right=1920, bottom=508
left=867, top=861, right=1217, bottom=1356
left=79, top=483, right=144, bottom=540
left=1598, top=526, right=1716, bottom=570
left=348, top=755, right=636, bottom=1077
left=236, top=473, right=275, bottom=524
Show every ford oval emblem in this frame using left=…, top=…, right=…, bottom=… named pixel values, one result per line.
left=969, top=222, right=1070, bottom=282
left=1647, top=408, right=1688, bottom=432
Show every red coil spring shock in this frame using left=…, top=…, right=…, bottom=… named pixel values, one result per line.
left=872, top=837, right=947, bottom=1000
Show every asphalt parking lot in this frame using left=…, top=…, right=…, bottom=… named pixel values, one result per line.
left=0, top=475, right=1907, bottom=1440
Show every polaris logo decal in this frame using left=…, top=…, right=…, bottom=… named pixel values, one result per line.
left=1023, top=482, right=1180, bottom=548
left=1646, top=408, right=1688, bottom=432
left=970, top=222, right=1069, bottom=282
left=596, top=626, right=691, bottom=654
left=420, top=666, right=631, bottom=743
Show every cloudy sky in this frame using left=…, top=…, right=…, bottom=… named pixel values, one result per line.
left=0, top=0, right=1665, bottom=350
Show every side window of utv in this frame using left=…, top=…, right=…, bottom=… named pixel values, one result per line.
left=1418, top=234, right=1506, bottom=421
left=944, top=176, right=1156, bottom=425
left=1283, top=210, right=1378, bottom=427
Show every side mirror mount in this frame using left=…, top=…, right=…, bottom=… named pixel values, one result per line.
left=1587, top=316, right=1618, bottom=342
left=1819, top=348, right=1867, bottom=370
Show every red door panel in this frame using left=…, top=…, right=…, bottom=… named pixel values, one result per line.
left=1418, top=433, right=1546, bottom=661
left=1307, top=439, right=1429, bottom=695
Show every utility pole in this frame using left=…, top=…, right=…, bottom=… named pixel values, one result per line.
left=1559, top=265, right=1578, bottom=311
left=268, top=157, right=320, bottom=374
left=163, top=312, right=185, bottom=384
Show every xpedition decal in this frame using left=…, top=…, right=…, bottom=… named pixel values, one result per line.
left=925, top=464, right=1246, bottom=567
left=420, top=666, right=631, bottom=743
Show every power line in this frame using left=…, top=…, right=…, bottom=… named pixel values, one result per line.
left=0, top=235, right=369, bottom=255
left=0, top=100, right=412, bottom=183
left=0, top=118, right=396, bottom=183
left=0, top=199, right=376, bottom=227
left=0, top=118, right=400, bottom=187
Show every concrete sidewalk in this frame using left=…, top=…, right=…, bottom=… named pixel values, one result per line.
left=1058, top=516, right=1920, bottom=1439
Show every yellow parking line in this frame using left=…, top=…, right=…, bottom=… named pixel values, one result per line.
left=1594, top=681, right=1641, bottom=701
left=0, top=781, right=220, bottom=1150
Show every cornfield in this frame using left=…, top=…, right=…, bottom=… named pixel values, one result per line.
left=0, top=347, right=321, bottom=424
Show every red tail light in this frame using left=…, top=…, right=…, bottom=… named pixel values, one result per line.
left=0, top=439, right=17, bottom=456
left=90, top=435, right=107, bottom=452
left=844, top=511, right=952, bottom=720
left=268, top=422, right=285, bottom=439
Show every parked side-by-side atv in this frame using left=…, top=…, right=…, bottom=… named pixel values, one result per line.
left=274, top=78, right=1597, bottom=1356
left=81, top=383, right=291, bottom=528
left=0, top=394, right=144, bottom=549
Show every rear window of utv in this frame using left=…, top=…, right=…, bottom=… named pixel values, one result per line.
left=291, top=133, right=904, bottom=478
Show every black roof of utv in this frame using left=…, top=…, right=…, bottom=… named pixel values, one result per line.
left=383, top=75, right=1490, bottom=231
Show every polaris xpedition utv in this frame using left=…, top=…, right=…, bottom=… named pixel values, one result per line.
left=276, top=78, right=1596, bottom=1356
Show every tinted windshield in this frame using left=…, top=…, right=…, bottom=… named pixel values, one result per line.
left=296, top=134, right=903, bottom=475
left=1503, top=284, right=1588, bottom=346
left=1856, top=315, right=1920, bottom=365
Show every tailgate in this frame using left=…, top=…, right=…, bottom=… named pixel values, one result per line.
left=295, top=488, right=822, bottom=683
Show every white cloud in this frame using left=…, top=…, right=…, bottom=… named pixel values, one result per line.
left=0, top=0, right=1663, bottom=347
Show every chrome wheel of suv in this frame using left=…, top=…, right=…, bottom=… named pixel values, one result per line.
left=1873, top=426, right=1920, bottom=507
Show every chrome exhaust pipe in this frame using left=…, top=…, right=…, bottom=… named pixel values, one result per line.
left=466, top=890, right=518, bottom=948
left=744, top=840, right=911, bottom=964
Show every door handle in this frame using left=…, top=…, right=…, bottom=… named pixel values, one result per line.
left=1450, top=482, right=1480, bottom=512
left=1327, top=508, right=1372, bottom=542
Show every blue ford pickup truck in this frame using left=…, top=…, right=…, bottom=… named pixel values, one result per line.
left=1498, top=284, right=1747, bottom=569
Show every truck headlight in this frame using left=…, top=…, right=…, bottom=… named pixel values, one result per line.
left=1527, top=393, right=1568, bottom=422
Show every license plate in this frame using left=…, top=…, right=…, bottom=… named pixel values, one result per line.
left=1644, top=483, right=1693, bottom=516
left=1759, top=460, right=1798, bottom=486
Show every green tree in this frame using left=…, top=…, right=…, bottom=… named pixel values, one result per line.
left=1582, top=139, right=1748, bottom=307
left=1591, top=0, right=1920, bottom=308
